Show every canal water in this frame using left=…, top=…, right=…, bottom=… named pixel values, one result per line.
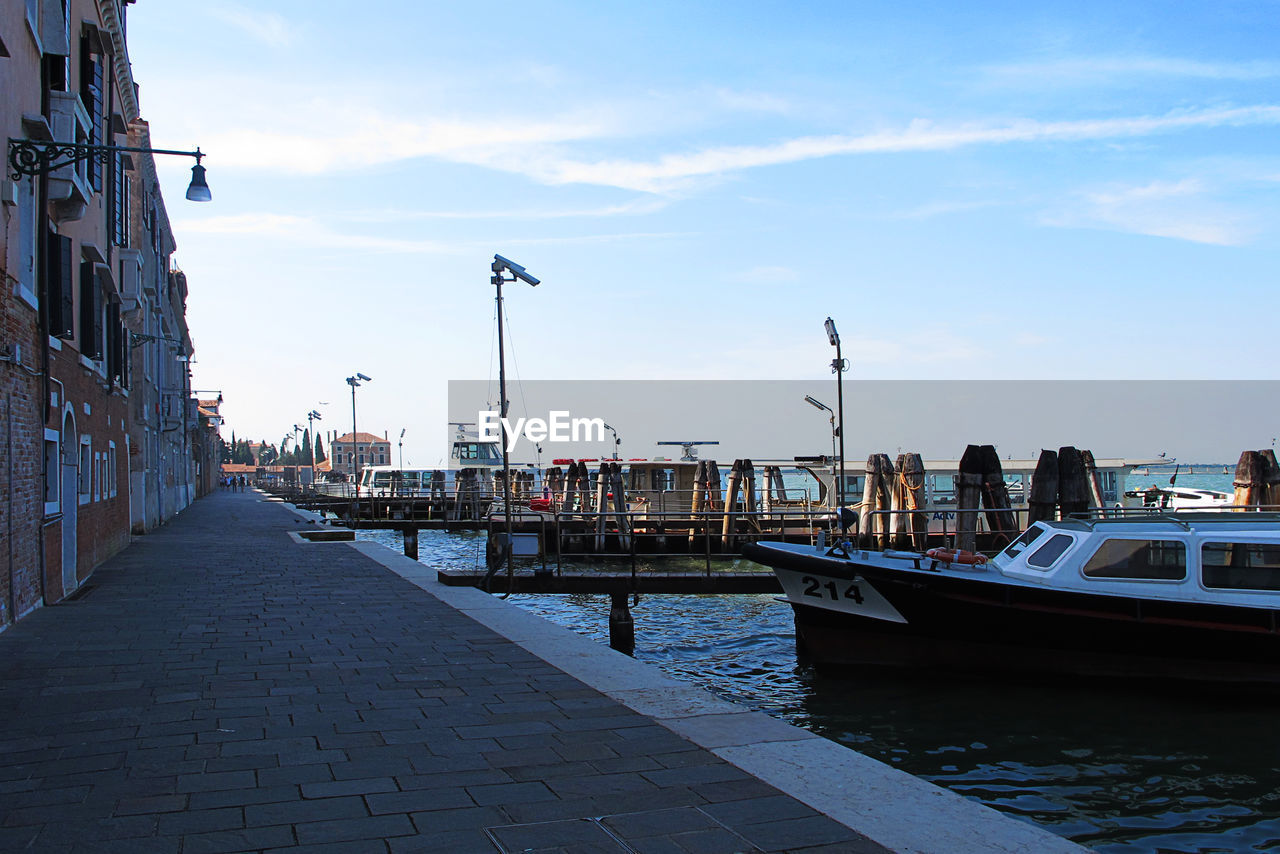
left=356, top=470, right=1280, bottom=853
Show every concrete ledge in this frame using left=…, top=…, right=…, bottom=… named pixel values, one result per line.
left=351, top=539, right=1086, bottom=854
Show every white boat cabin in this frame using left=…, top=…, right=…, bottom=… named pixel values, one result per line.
left=994, top=513, right=1280, bottom=606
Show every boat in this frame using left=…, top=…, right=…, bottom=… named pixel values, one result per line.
left=1125, top=485, right=1233, bottom=511
left=743, top=512, right=1280, bottom=686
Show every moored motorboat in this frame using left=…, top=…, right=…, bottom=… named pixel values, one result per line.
left=743, top=512, right=1280, bottom=686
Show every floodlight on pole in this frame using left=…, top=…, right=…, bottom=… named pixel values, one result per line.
left=824, top=317, right=848, bottom=510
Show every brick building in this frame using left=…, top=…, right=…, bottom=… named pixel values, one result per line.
left=331, top=431, right=392, bottom=481
left=0, top=0, right=208, bottom=627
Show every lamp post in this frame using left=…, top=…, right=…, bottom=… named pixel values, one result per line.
left=603, top=423, right=620, bottom=460
left=824, top=317, right=847, bottom=508
left=346, top=373, right=371, bottom=498
left=399, top=428, right=406, bottom=469
left=7, top=139, right=211, bottom=200
left=307, top=409, right=322, bottom=487
left=490, top=254, right=540, bottom=579
left=804, top=396, right=839, bottom=495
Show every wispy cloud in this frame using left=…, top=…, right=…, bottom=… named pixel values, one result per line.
left=509, top=105, right=1280, bottom=192
left=340, top=198, right=669, bottom=223
left=209, top=5, right=294, bottom=48
left=1043, top=178, right=1256, bottom=246
left=173, top=212, right=689, bottom=251
left=981, top=56, right=1280, bottom=86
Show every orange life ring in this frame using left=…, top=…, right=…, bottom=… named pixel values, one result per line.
left=925, top=547, right=988, bottom=566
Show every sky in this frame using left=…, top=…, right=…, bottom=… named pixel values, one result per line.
left=123, top=1, right=1280, bottom=466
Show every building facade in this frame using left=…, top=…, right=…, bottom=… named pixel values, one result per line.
left=0, top=0, right=208, bottom=627
left=332, top=431, right=392, bottom=481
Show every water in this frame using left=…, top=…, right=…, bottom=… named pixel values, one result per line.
left=355, top=469, right=1280, bottom=852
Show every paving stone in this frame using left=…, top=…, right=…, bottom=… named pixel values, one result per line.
left=0, top=493, right=899, bottom=854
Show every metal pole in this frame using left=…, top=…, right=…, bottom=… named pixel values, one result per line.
left=835, top=337, right=845, bottom=509
left=351, top=381, right=358, bottom=500
left=494, top=271, right=514, bottom=579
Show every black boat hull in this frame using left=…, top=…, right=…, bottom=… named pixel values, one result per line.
left=743, top=542, right=1280, bottom=686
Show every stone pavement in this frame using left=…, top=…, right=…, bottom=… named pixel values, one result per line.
left=0, top=490, right=1082, bottom=854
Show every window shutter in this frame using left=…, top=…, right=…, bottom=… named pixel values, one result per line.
left=106, top=301, right=121, bottom=380
left=79, top=261, right=96, bottom=357
left=47, top=233, right=75, bottom=338
left=92, top=272, right=104, bottom=360
left=80, top=37, right=103, bottom=191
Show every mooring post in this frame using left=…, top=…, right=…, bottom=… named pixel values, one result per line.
left=609, top=590, right=635, bottom=655
left=403, top=528, right=419, bottom=560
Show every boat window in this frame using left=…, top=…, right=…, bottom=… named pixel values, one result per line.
left=1202, top=542, right=1280, bottom=590
left=1026, top=534, right=1073, bottom=568
left=1083, top=539, right=1185, bottom=580
left=931, top=474, right=956, bottom=505
left=1001, top=525, right=1045, bottom=559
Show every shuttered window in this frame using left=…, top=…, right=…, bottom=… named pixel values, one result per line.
left=80, top=36, right=103, bottom=191
left=46, top=232, right=74, bottom=338
left=79, top=261, right=103, bottom=359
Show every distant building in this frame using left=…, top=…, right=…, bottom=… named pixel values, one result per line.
left=332, top=432, right=391, bottom=481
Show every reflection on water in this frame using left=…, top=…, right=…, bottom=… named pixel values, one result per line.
left=356, top=502, right=1280, bottom=853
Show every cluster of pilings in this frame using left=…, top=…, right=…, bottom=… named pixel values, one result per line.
left=1026, top=446, right=1110, bottom=525
left=857, top=453, right=930, bottom=550
left=1232, top=450, right=1280, bottom=508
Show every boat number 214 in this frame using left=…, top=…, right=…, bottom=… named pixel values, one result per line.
left=801, top=576, right=864, bottom=604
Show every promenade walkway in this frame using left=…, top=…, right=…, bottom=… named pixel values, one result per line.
left=0, top=490, right=1082, bottom=853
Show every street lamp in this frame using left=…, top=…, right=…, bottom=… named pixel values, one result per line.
left=824, top=317, right=847, bottom=508
left=490, top=254, right=540, bottom=580
left=346, top=373, right=371, bottom=498
left=603, top=423, right=621, bottom=460
left=804, top=396, right=839, bottom=496
left=399, top=428, right=406, bottom=469
left=307, top=409, right=323, bottom=484
left=7, top=139, right=212, bottom=201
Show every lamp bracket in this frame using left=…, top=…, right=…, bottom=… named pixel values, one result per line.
left=130, top=331, right=185, bottom=348
left=8, top=138, right=203, bottom=180
left=830, top=357, right=848, bottom=374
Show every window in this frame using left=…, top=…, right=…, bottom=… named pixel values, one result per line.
left=78, top=438, right=92, bottom=499
left=79, top=34, right=104, bottom=191
left=1083, top=539, right=1186, bottom=580
left=1202, top=542, right=1280, bottom=591
left=46, top=231, right=74, bottom=338
left=15, top=178, right=38, bottom=309
left=1027, top=534, right=1074, bottom=568
left=1002, top=525, right=1045, bottom=559
left=1099, top=471, right=1118, bottom=504
left=79, top=260, right=103, bottom=359
left=106, top=442, right=117, bottom=498
left=44, top=431, right=60, bottom=511
left=931, top=473, right=956, bottom=505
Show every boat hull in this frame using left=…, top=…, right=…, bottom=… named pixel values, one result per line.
left=745, top=543, right=1280, bottom=687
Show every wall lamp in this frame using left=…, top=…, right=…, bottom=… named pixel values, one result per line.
left=7, top=139, right=211, bottom=201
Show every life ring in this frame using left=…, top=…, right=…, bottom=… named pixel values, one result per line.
left=925, top=547, right=988, bottom=566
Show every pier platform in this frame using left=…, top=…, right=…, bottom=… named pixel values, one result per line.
left=0, top=490, right=1082, bottom=853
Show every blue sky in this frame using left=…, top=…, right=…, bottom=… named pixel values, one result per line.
left=125, top=1, right=1280, bottom=465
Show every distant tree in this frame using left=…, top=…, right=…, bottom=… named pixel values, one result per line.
left=315, top=436, right=327, bottom=463
left=302, top=430, right=313, bottom=465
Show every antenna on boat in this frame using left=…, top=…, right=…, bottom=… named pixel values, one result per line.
left=656, top=441, right=719, bottom=462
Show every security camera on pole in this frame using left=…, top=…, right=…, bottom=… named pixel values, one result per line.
left=490, top=254, right=540, bottom=582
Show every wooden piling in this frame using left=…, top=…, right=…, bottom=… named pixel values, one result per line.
left=978, top=445, right=1017, bottom=546
left=403, top=528, right=419, bottom=560
left=1028, top=450, right=1059, bottom=524
left=897, top=453, right=927, bottom=550
left=721, top=460, right=743, bottom=549
left=609, top=590, right=635, bottom=655
left=1263, top=450, right=1280, bottom=509
left=1080, top=450, right=1106, bottom=516
left=1057, top=446, right=1089, bottom=519
left=956, top=445, right=983, bottom=553
left=689, top=460, right=707, bottom=548
left=1234, top=451, right=1265, bottom=510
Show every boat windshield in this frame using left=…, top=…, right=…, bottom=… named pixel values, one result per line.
left=1000, top=526, right=1045, bottom=560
